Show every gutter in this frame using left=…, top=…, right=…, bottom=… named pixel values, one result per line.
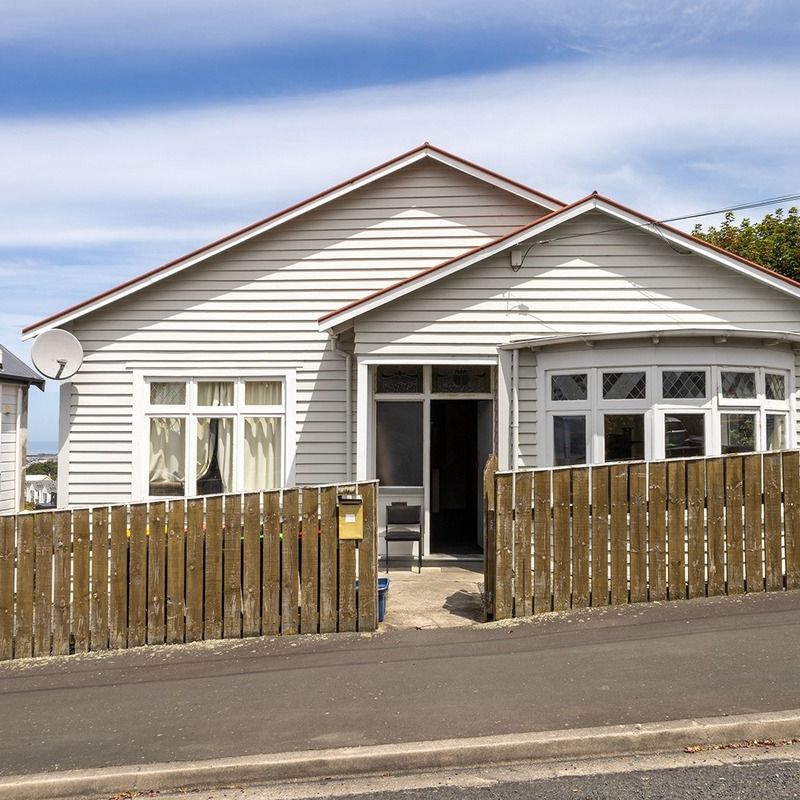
left=329, top=334, right=353, bottom=481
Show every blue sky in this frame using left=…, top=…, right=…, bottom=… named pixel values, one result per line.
left=4, top=0, right=800, bottom=446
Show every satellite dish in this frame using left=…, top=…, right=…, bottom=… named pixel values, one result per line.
left=31, top=329, right=84, bottom=380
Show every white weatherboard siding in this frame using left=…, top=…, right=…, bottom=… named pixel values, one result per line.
left=353, top=211, right=800, bottom=356
left=0, top=384, right=19, bottom=513
left=63, top=159, right=546, bottom=505
left=353, top=210, right=800, bottom=467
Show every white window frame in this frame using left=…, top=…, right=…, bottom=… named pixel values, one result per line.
left=132, top=370, right=296, bottom=500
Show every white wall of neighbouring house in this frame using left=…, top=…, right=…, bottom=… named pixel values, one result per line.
left=56, top=158, right=548, bottom=506
left=0, top=383, right=23, bottom=513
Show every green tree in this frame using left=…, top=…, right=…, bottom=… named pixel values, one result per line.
left=27, top=459, right=57, bottom=480
left=693, top=207, right=800, bottom=281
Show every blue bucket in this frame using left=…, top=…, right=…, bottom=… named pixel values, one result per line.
left=354, top=577, right=390, bottom=623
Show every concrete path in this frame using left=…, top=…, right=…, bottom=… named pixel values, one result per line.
left=1, top=591, right=800, bottom=795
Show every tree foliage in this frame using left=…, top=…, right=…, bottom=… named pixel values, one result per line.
left=27, top=459, right=57, bottom=480
left=693, top=207, right=800, bottom=281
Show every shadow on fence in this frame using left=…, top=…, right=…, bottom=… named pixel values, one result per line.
left=0, top=481, right=378, bottom=661
left=484, top=451, right=800, bottom=620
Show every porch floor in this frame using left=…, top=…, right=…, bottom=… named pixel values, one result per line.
left=378, top=564, right=485, bottom=630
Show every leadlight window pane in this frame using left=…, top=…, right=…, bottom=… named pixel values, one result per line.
left=375, top=402, right=423, bottom=486
left=604, top=414, right=645, bottom=461
left=766, top=414, right=787, bottom=450
left=765, top=373, right=786, bottom=401
left=551, top=373, right=587, bottom=401
left=376, top=365, right=423, bottom=394
left=196, top=417, right=234, bottom=495
left=198, top=381, right=234, bottom=406
left=664, top=413, right=705, bottom=459
left=602, top=371, right=646, bottom=400
left=431, top=365, right=490, bottom=393
left=149, top=417, right=185, bottom=496
left=662, top=370, right=706, bottom=399
left=245, top=381, right=282, bottom=406
left=721, top=371, right=756, bottom=399
left=149, top=382, right=186, bottom=406
left=720, top=413, right=756, bottom=454
left=553, top=416, right=587, bottom=466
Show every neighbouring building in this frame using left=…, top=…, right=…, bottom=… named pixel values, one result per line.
left=0, top=344, right=45, bottom=513
left=22, top=144, right=800, bottom=560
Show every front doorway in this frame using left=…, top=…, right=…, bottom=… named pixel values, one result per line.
left=430, top=399, right=492, bottom=556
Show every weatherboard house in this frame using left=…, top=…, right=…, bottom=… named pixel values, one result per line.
left=0, top=344, right=45, bottom=514
left=23, top=144, right=800, bottom=559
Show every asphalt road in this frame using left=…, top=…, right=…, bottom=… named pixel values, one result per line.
left=1, top=591, right=799, bottom=777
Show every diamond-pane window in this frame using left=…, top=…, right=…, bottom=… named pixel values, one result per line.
left=662, top=370, right=706, bottom=400
left=721, top=371, right=756, bottom=399
left=551, top=373, right=587, bottom=401
left=150, top=382, right=186, bottom=405
left=766, top=373, right=786, bottom=401
left=602, top=371, right=646, bottom=400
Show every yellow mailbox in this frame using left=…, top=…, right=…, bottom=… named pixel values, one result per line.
left=337, top=494, right=364, bottom=540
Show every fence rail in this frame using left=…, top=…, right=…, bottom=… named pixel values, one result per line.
left=485, top=451, right=800, bottom=620
left=0, top=481, right=378, bottom=661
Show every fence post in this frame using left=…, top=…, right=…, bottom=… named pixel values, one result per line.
left=483, top=454, right=498, bottom=620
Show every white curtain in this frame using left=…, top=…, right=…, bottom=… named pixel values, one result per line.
left=245, top=381, right=282, bottom=406
left=244, top=417, right=282, bottom=491
left=198, top=381, right=234, bottom=406
left=149, top=417, right=185, bottom=494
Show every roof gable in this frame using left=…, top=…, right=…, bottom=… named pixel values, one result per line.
left=23, top=144, right=563, bottom=338
left=0, top=345, right=45, bottom=390
left=319, top=194, right=800, bottom=331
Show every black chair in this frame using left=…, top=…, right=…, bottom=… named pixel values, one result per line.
left=385, top=502, right=423, bottom=573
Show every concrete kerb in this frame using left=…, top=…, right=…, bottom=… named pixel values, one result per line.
left=3, top=709, right=800, bottom=800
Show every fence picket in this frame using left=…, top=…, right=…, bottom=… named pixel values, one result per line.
left=185, top=498, right=204, bottom=642
left=204, top=496, right=224, bottom=640
left=147, top=502, right=167, bottom=645
left=281, top=489, right=300, bottom=635
left=552, top=469, right=571, bottom=612
left=127, top=504, right=147, bottom=648
left=241, top=493, right=261, bottom=637
left=319, top=486, right=338, bottom=633
left=73, top=509, right=91, bottom=653
left=33, top=513, right=54, bottom=657
left=784, top=451, right=800, bottom=590
left=91, top=507, right=110, bottom=650
left=590, top=466, right=610, bottom=607
left=763, top=453, right=783, bottom=592
left=571, top=467, right=590, bottom=610
left=706, top=458, right=725, bottom=597
left=109, top=505, right=128, bottom=649
left=743, top=453, right=764, bottom=592
left=357, top=482, right=378, bottom=632
left=725, top=457, right=745, bottom=594
left=514, top=471, right=533, bottom=616
left=532, top=470, right=552, bottom=613
left=338, top=540, right=357, bottom=633
left=300, top=487, right=320, bottom=634
left=629, top=462, right=647, bottom=603
left=648, top=462, right=667, bottom=602
left=223, top=494, right=243, bottom=639
left=687, top=459, right=706, bottom=599
left=263, top=491, right=281, bottom=635
left=494, top=473, right=514, bottom=619
left=0, top=516, right=14, bottom=660
left=166, top=499, right=186, bottom=644
left=610, top=464, right=629, bottom=606
left=52, top=511, right=71, bottom=656
left=667, top=460, right=686, bottom=601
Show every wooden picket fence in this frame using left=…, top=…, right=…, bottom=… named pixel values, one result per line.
left=0, top=481, right=378, bottom=661
left=484, top=451, right=800, bottom=620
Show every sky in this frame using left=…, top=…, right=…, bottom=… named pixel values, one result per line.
left=3, top=0, right=800, bottom=447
